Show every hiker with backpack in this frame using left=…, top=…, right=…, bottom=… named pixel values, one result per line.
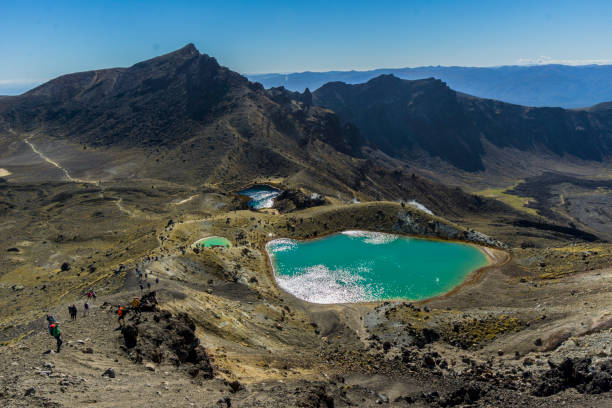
left=68, top=304, right=77, bottom=320
left=117, top=305, right=126, bottom=326
left=130, top=297, right=141, bottom=315
left=84, top=302, right=90, bottom=316
left=49, top=323, right=62, bottom=353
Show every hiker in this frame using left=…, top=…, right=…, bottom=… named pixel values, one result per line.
left=68, top=304, right=77, bottom=320
left=92, top=291, right=97, bottom=303
left=49, top=323, right=62, bottom=353
left=84, top=302, right=90, bottom=316
left=130, top=297, right=141, bottom=315
left=117, top=305, right=126, bottom=326
left=155, top=277, right=159, bottom=285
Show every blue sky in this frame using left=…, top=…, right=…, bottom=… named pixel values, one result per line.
left=1, top=0, right=612, bottom=94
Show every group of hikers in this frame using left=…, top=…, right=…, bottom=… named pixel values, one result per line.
left=117, top=296, right=144, bottom=326
left=46, top=290, right=155, bottom=352
left=45, top=290, right=96, bottom=353
left=66, top=291, right=96, bottom=321
left=136, top=270, right=159, bottom=292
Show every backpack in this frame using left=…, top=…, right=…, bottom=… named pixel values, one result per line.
left=49, top=324, right=60, bottom=337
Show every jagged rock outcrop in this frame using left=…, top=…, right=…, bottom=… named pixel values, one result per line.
left=393, top=210, right=506, bottom=248
left=273, top=189, right=326, bottom=213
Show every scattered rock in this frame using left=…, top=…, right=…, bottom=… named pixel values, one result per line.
left=423, top=354, right=436, bottom=369
left=102, top=368, right=116, bottom=378
left=121, top=325, right=139, bottom=349
left=376, top=393, right=389, bottom=404
left=228, top=380, right=244, bottom=393
left=440, top=383, right=482, bottom=406
left=533, top=357, right=612, bottom=396
left=24, top=387, right=36, bottom=396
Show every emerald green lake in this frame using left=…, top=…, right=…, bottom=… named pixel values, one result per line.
left=266, top=231, right=489, bottom=304
left=194, top=236, right=232, bottom=248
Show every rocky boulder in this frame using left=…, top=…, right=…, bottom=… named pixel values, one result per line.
left=273, top=190, right=326, bottom=213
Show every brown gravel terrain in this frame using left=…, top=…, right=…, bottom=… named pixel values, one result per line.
left=1, top=192, right=611, bottom=407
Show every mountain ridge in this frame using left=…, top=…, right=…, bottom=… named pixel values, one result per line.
left=313, top=74, right=612, bottom=172
left=1, top=44, right=513, bottom=221
left=1, top=44, right=610, bottom=230
left=248, top=64, right=612, bottom=108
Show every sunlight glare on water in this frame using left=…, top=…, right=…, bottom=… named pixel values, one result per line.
left=267, top=231, right=488, bottom=304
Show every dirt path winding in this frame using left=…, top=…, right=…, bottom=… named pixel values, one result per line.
left=22, top=135, right=136, bottom=217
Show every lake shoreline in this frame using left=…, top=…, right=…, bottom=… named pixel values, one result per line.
left=265, top=229, right=509, bottom=305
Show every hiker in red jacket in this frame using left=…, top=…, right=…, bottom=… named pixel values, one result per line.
left=117, top=305, right=126, bottom=326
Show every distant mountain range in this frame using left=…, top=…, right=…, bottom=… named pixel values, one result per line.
left=248, top=64, right=612, bottom=108
left=1, top=44, right=611, bottom=185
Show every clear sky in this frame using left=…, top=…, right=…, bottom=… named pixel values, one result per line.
left=2, top=0, right=612, bottom=94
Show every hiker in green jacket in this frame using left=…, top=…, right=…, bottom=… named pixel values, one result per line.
left=49, top=323, right=63, bottom=353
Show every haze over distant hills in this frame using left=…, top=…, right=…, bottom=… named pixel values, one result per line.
left=249, top=64, right=612, bottom=108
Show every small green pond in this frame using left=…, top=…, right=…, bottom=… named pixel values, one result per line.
left=266, top=231, right=489, bottom=304
left=193, top=236, right=232, bottom=248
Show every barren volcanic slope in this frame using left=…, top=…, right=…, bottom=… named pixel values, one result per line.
left=0, top=45, right=611, bottom=407
left=313, top=75, right=612, bottom=240
left=313, top=74, right=612, bottom=172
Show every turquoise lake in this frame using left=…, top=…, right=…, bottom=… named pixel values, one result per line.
left=266, top=231, right=489, bottom=304
left=238, top=185, right=281, bottom=209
